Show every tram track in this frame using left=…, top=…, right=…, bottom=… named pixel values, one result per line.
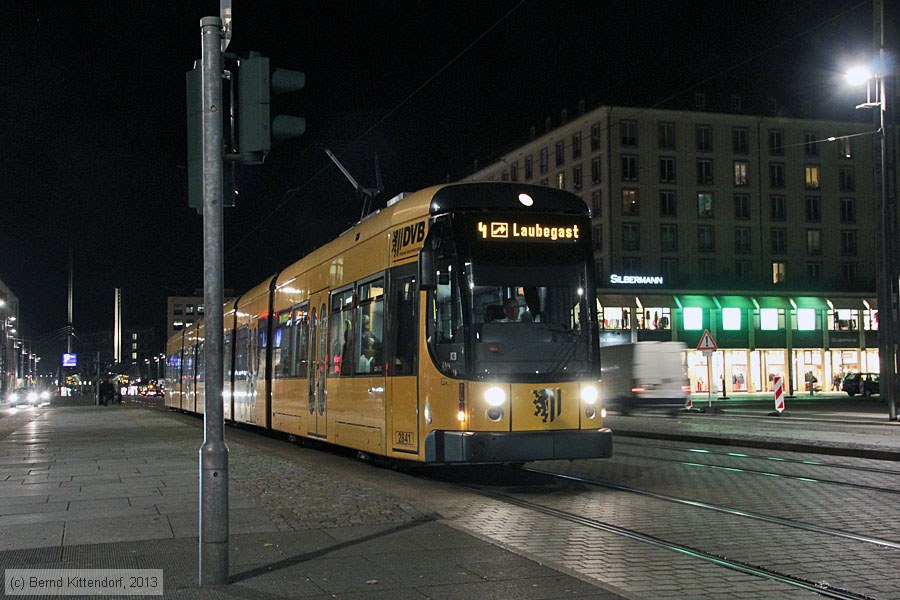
left=461, top=479, right=878, bottom=600
left=522, top=467, right=900, bottom=551
left=615, top=438, right=900, bottom=477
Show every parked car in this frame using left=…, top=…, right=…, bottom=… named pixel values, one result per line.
left=842, top=373, right=880, bottom=397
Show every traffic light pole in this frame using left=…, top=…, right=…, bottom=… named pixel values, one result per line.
left=198, top=16, right=229, bottom=585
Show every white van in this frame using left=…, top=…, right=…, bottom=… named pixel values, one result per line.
left=601, top=341, right=691, bottom=414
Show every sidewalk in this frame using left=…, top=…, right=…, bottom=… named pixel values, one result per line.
left=0, top=404, right=620, bottom=599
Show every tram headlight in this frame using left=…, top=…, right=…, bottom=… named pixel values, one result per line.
left=580, top=385, right=599, bottom=405
left=484, top=386, right=506, bottom=407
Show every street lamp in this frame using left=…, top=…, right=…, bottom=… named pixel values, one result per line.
left=846, top=56, right=896, bottom=421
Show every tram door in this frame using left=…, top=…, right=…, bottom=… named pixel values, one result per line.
left=307, top=291, right=328, bottom=438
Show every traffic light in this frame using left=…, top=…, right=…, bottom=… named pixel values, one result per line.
left=237, top=53, right=306, bottom=165
left=185, top=62, right=235, bottom=212
left=186, top=64, right=203, bottom=212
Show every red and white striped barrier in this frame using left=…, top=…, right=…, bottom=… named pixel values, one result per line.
left=774, top=375, right=785, bottom=414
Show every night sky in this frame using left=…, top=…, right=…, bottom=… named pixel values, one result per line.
left=0, top=1, right=889, bottom=358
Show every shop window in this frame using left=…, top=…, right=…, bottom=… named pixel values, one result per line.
left=722, top=308, right=741, bottom=330
left=796, top=308, right=816, bottom=331
left=759, top=308, right=779, bottom=330
left=638, top=307, right=670, bottom=330
left=600, top=306, right=631, bottom=330
left=683, top=307, right=703, bottom=330
left=829, top=309, right=858, bottom=331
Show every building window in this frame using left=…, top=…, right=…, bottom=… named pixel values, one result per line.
left=769, top=163, right=785, bottom=188
left=622, top=155, right=638, bottom=181
left=509, top=162, right=518, bottom=181
left=838, top=136, right=852, bottom=158
left=733, top=161, right=748, bottom=186
left=840, top=230, right=857, bottom=255
left=767, top=98, right=777, bottom=113
left=839, top=166, right=855, bottom=192
left=593, top=226, right=602, bottom=250
left=805, top=165, right=820, bottom=189
left=841, top=262, right=858, bottom=284
left=735, top=227, right=751, bottom=254
left=698, top=259, right=716, bottom=277
left=804, top=132, right=819, bottom=156
left=772, top=261, right=786, bottom=283
left=660, top=190, right=677, bottom=217
left=572, top=165, right=582, bottom=191
left=591, top=190, right=602, bottom=216
left=621, top=120, right=637, bottom=146
left=622, top=189, right=639, bottom=215
left=768, top=130, right=784, bottom=155
left=840, top=198, right=856, bottom=223
left=697, top=159, right=713, bottom=184
left=186, top=305, right=195, bottom=315
left=734, top=194, right=750, bottom=219
left=173, top=303, right=183, bottom=315
left=590, top=123, right=601, bottom=151
left=556, top=171, right=565, bottom=189
left=736, top=260, right=751, bottom=280
left=697, top=192, right=713, bottom=217
left=659, top=157, right=676, bottom=183
left=658, top=122, right=675, bottom=149
left=622, top=224, right=640, bottom=251
left=501, top=170, right=509, bottom=181
left=807, top=229, right=822, bottom=254
left=805, top=196, right=821, bottom=221
left=771, top=228, right=787, bottom=253
left=770, top=195, right=786, bottom=220
left=524, top=156, right=533, bottom=180
left=698, top=226, right=714, bottom=252
left=732, top=127, right=749, bottom=153
left=807, top=262, right=822, bottom=284
left=539, top=148, right=548, bottom=175
left=660, top=225, right=678, bottom=252
left=572, top=132, right=582, bottom=159
left=591, top=156, right=601, bottom=184
left=555, top=140, right=565, bottom=167
left=174, top=320, right=184, bottom=330
left=661, top=258, right=678, bottom=282
left=622, top=256, right=642, bottom=273
left=694, top=92, right=706, bottom=108
left=696, top=125, right=712, bottom=152
left=730, top=95, right=742, bottom=112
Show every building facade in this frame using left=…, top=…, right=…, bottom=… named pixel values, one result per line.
left=165, top=296, right=205, bottom=341
left=464, top=103, right=878, bottom=395
left=0, top=282, right=20, bottom=394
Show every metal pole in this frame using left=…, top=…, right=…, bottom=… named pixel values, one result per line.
left=198, top=15, right=228, bottom=586
left=872, top=0, right=897, bottom=421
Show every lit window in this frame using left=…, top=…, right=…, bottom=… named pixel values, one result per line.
left=805, top=165, right=820, bottom=189
left=760, top=309, right=778, bottom=330
left=722, top=308, right=741, bottom=330
left=683, top=307, right=703, bottom=330
left=797, top=308, right=815, bottom=331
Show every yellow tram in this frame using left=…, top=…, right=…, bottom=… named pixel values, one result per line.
left=166, top=182, right=612, bottom=463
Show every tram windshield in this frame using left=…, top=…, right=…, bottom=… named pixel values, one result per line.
left=426, top=214, right=596, bottom=381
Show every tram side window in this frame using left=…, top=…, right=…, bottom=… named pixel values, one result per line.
left=294, top=304, right=310, bottom=378
left=355, top=278, right=384, bottom=375
left=195, top=341, right=205, bottom=385
left=328, top=288, right=355, bottom=377
left=273, top=309, right=293, bottom=379
left=223, top=330, right=233, bottom=384
left=234, top=325, right=249, bottom=383
left=257, top=317, right=268, bottom=383
left=388, top=268, right=417, bottom=375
